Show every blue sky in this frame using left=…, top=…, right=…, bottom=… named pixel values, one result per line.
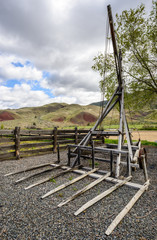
left=0, top=0, right=152, bottom=109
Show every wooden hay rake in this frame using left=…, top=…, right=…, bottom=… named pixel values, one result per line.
left=4, top=5, right=150, bottom=236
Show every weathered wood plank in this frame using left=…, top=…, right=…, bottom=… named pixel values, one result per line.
left=106, top=144, right=138, bottom=150
left=25, top=166, right=81, bottom=190
left=20, top=142, right=52, bottom=149
left=20, top=147, right=53, bottom=155
left=68, top=144, right=128, bottom=155
left=0, top=152, right=15, bottom=160
left=105, top=180, right=150, bottom=236
left=92, top=131, right=119, bottom=136
left=47, top=166, right=142, bottom=190
left=57, top=135, right=75, bottom=139
left=4, top=163, right=54, bottom=176
left=15, top=165, right=62, bottom=183
left=14, top=127, right=20, bottom=159
left=58, top=172, right=111, bottom=207
left=20, top=136, right=52, bottom=141
left=20, top=130, right=54, bottom=135
left=41, top=168, right=99, bottom=199
left=0, top=138, right=14, bottom=143
left=0, top=145, right=15, bottom=151
left=57, top=139, right=75, bottom=144
left=0, top=130, right=14, bottom=135
left=74, top=176, right=132, bottom=216
left=57, top=129, right=76, bottom=134
left=77, top=130, right=89, bottom=134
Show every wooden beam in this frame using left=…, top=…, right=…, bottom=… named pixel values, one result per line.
left=105, top=180, right=150, bottom=235
left=25, top=166, right=81, bottom=190
left=58, top=172, right=111, bottom=207
left=14, top=126, right=20, bottom=159
left=68, top=145, right=129, bottom=154
left=142, top=156, right=148, bottom=182
left=4, top=163, right=55, bottom=176
left=41, top=168, right=98, bottom=199
left=123, top=113, right=133, bottom=161
left=74, top=176, right=132, bottom=216
left=92, top=131, right=119, bottom=136
left=15, top=165, right=62, bottom=184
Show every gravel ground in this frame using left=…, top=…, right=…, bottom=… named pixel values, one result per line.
left=0, top=147, right=157, bottom=240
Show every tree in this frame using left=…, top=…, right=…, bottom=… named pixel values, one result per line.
left=92, top=1, right=157, bottom=109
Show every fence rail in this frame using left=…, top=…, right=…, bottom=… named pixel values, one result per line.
left=0, top=127, right=104, bottom=161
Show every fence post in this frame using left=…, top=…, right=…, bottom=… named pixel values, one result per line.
left=75, top=127, right=78, bottom=144
left=91, top=141, right=95, bottom=169
left=14, top=126, right=20, bottom=159
left=53, top=127, right=57, bottom=153
left=57, top=143, right=60, bottom=163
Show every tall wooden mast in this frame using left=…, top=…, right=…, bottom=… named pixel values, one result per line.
left=71, top=4, right=134, bottom=178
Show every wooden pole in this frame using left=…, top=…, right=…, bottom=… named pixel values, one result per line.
left=75, top=127, right=78, bottom=144
left=4, top=163, right=53, bottom=176
left=41, top=168, right=98, bottom=199
left=14, top=127, right=20, bottom=160
left=110, top=151, right=113, bottom=176
left=15, top=165, right=61, bottom=184
left=127, top=153, right=131, bottom=176
left=77, top=146, right=81, bottom=165
left=57, top=143, right=60, bottom=163
left=58, top=172, right=111, bottom=207
left=105, top=180, right=150, bottom=235
left=92, top=141, right=95, bottom=169
left=53, top=127, right=57, bottom=153
left=74, top=176, right=132, bottom=216
left=67, top=146, right=71, bottom=166
left=142, top=155, right=148, bottom=182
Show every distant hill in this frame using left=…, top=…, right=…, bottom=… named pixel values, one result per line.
left=0, top=103, right=100, bottom=129
left=0, top=102, right=156, bottom=129
left=90, top=100, right=108, bottom=107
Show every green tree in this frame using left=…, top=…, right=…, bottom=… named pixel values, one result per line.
left=92, top=1, right=157, bottom=109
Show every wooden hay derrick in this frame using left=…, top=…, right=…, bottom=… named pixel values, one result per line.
left=67, top=4, right=146, bottom=179
left=4, top=5, right=150, bottom=237
left=65, top=4, right=150, bottom=235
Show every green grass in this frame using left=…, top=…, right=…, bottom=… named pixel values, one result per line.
left=141, top=140, right=157, bottom=146
left=104, top=138, right=157, bottom=147
left=50, top=178, right=56, bottom=183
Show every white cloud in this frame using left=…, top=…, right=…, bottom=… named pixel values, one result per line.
left=0, top=54, right=42, bottom=81
left=0, top=84, right=52, bottom=109
left=0, top=0, right=151, bottom=109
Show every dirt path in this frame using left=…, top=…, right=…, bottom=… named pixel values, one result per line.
left=131, top=130, right=157, bottom=142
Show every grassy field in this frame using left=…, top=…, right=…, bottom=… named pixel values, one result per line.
left=0, top=102, right=157, bottom=132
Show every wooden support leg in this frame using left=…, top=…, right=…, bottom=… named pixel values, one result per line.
left=142, top=155, right=148, bottom=182
left=105, top=180, right=150, bottom=235
left=92, top=141, right=95, bottom=169
left=67, top=146, right=71, bottom=166
left=57, top=143, right=60, bottom=163
left=110, top=151, right=113, bottom=176
left=127, top=153, right=131, bottom=176
left=77, top=146, right=81, bottom=165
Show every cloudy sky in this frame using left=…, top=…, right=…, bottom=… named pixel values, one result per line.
left=0, top=0, right=151, bottom=109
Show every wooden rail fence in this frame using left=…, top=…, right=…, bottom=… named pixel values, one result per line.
left=0, top=127, right=104, bottom=161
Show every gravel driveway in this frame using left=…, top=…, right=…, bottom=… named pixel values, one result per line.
left=0, top=147, right=157, bottom=240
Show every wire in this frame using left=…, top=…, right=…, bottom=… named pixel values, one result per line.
left=99, top=12, right=110, bottom=130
